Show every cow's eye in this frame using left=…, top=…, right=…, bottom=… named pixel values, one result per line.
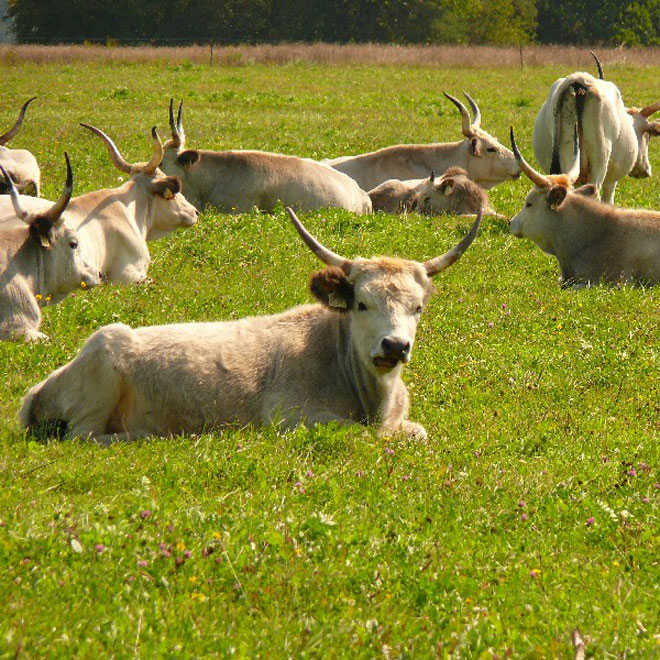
left=525, top=202, right=533, bottom=208
left=69, top=240, right=78, bottom=249
left=487, top=147, right=497, bottom=153
left=358, top=302, right=367, bottom=311
left=415, top=305, right=423, bottom=315
left=423, top=197, right=430, bottom=204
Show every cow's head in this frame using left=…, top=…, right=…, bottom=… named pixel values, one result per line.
left=1, top=154, right=100, bottom=292
left=0, top=97, right=36, bottom=147
left=509, top=127, right=598, bottom=252
left=444, top=92, right=520, bottom=189
left=408, top=166, right=487, bottom=215
left=627, top=100, right=660, bottom=179
left=287, top=206, right=481, bottom=376
left=158, top=99, right=203, bottom=208
left=80, top=122, right=198, bottom=239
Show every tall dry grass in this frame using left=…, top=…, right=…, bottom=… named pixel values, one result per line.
left=1, top=42, right=659, bottom=68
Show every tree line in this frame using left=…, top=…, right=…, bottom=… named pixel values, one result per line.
left=7, top=0, right=660, bottom=47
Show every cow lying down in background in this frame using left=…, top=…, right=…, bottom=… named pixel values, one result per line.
left=0, top=98, right=40, bottom=196
left=20, top=208, right=482, bottom=443
left=0, top=155, right=100, bottom=341
left=368, top=167, right=502, bottom=217
left=0, top=124, right=199, bottom=284
left=511, top=127, right=660, bottom=287
left=161, top=100, right=372, bottom=214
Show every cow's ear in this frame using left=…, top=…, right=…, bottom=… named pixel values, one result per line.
left=177, top=150, right=199, bottom=168
left=439, top=178, right=455, bottom=196
left=468, top=137, right=481, bottom=156
left=574, top=183, right=599, bottom=198
left=647, top=122, right=660, bottom=136
left=149, top=176, right=182, bottom=199
left=310, top=266, right=354, bottom=311
left=546, top=185, right=568, bottom=210
left=28, top=216, right=55, bottom=249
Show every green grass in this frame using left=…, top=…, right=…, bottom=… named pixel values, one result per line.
left=1, top=61, right=659, bottom=658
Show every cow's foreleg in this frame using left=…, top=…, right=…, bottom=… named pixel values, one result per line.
left=600, top=181, right=617, bottom=204
left=0, top=284, right=43, bottom=342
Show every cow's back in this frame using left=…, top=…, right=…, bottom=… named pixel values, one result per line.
left=189, top=150, right=371, bottom=213
left=23, top=305, right=363, bottom=437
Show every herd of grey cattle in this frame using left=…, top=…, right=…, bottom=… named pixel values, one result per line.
left=5, top=52, right=660, bottom=442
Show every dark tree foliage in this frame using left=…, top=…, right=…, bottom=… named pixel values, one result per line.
left=5, top=0, right=660, bottom=46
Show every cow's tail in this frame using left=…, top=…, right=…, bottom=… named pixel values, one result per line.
left=550, top=80, right=587, bottom=175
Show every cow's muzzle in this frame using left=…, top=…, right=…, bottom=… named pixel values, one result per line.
left=373, top=337, right=411, bottom=369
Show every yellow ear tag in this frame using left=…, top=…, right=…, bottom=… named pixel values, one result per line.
left=163, top=188, right=174, bottom=200
left=39, top=235, right=51, bottom=248
left=328, top=292, right=347, bottom=309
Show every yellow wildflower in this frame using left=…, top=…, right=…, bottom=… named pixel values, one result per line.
left=189, top=576, right=198, bottom=585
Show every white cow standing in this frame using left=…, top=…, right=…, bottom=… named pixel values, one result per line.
left=0, top=124, right=199, bottom=284
left=0, top=155, right=100, bottom=341
left=160, top=100, right=372, bottom=214
left=0, top=98, right=40, bottom=196
left=533, top=70, right=660, bottom=203
left=20, top=208, right=482, bottom=443
left=325, top=92, right=520, bottom=191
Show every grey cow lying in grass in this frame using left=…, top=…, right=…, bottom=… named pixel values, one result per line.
left=160, top=100, right=372, bottom=214
left=20, top=208, right=482, bottom=443
left=511, top=126, right=660, bottom=287
left=0, top=124, right=199, bottom=284
left=0, top=98, right=40, bottom=196
left=0, top=155, right=100, bottom=341
left=368, top=166, right=501, bottom=217
left=326, top=92, right=520, bottom=191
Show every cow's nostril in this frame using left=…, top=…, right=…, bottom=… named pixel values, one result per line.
left=381, top=337, right=411, bottom=357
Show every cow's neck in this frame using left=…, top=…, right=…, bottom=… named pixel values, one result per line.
left=339, top=319, right=403, bottom=425
left=124, top=181, right=153, bottom=240
left=554, top=202, right=610, bottom=268
left=24, top=241, right=47, bottom=297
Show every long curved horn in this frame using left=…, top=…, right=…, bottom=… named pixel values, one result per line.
left=640, top=99, right=660, bottom=118
left=565, top=124, right=581, bottom=183
left=424, top=209, right=482, bottom=277
left=286, top=207, right=352, bottom=273
left=41, top=152, right=73, bottom=227
left=142, top=126, right=164, bottom=175
left=0, top=97, right=36, bottom=146
left=510, top=126, right=550, bottom=188
left=169, top=98, right=185, bottom=148
left=0, top=163, right=30, bottom=223
left=590, top=51, right=604, bottom=80
left=80, top=123, right=134, bottom=174
left=444, top=92, right=473, bottom=137
left=177, top=100, right=185, bottom=145
left=463, top=92, right=481, bottom=129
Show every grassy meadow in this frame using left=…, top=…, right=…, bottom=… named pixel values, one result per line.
left=0, top=57, right=659, bottom=657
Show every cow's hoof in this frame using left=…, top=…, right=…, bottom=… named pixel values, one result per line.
left=26, top=330, right=49, bottom=342
left=400, top=421, right=427, bottom=441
